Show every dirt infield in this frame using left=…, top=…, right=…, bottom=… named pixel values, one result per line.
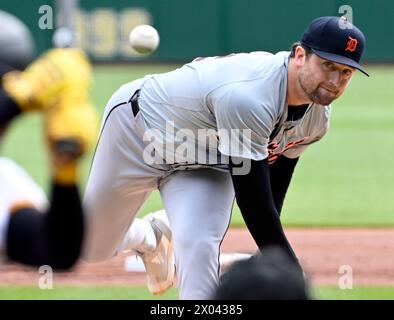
left=1, top=228, right=393, bottom=287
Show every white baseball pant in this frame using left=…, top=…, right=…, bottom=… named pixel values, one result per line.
left=82, top=79, right=235, bottom=299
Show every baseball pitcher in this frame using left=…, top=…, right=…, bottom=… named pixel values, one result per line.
left=83, top=16, right=368, bottom=299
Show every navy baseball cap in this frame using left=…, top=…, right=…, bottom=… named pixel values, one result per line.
left=301, top=16, right=369, bottom=76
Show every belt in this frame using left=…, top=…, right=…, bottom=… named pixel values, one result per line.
left=129, top=89, right=140, bottom=117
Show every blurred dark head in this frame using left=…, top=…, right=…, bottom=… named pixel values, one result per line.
left=213, top=246, right=311, bottom=300
left=0, top=10, right=35, bottom=73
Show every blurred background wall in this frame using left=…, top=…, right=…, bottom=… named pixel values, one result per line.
left=2, top=0, right=393, bottom=62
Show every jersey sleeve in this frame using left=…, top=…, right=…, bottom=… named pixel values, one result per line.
left=214, top=89, right=276, bottom=160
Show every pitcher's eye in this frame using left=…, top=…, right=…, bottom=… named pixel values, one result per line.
left=323, top=61, right=334, bottom=70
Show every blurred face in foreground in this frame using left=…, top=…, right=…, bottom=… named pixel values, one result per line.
left=295, top=46, right=356, bottom=105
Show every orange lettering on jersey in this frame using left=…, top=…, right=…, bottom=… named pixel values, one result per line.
left=268, top=138, right=307, bottom=164
left=345, top=36, right=358, bottom=52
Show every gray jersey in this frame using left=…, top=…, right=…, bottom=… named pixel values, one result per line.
left=84, top=51, right=331, bottom=299
left=137, top=51, right=330, bottom=167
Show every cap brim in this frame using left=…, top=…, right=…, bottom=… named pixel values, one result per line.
left=312, top=49, right=369, bottom=77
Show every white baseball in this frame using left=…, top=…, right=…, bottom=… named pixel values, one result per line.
left=129, top=25, right=160, bottom=55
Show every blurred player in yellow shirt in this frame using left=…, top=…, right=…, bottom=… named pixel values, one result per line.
left=2, top=27, right=97, bottom=182
left=0, top=10, right=98, bottom=269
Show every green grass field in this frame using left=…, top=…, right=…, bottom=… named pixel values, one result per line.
left=2, top=64, right=394, bottom=226
left=1, top=64, right=393, bottom=300
left=1, top=285, right=393, bottom=300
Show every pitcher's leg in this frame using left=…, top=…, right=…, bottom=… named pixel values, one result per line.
left=160, top=169, right=235, bottom=299
left=82, top=100, right=159, bottom=262
left=83, top=178, right=155, bottom=262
